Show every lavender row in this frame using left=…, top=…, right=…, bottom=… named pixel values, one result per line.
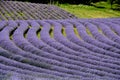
left=25, top=21, right=120, bottom=78
left=27, top=20, right=120, bottom=66
left=0, top=20, right=76, bottom=77
left=0, top=1, right=77, bottom=20
left=50, top=20, right=120, bottom=61
left=13, top=21, right=105, bottom=78
left=0, top=20, right=84, bottom=77
left=11, top=20, right=120, bottom=79
left=0, top=18, right=120, bottom=79
left=67, top=20, right=120, bottom=59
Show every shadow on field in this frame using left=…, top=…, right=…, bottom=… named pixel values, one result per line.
left=90, top=4, right=105, bottom=9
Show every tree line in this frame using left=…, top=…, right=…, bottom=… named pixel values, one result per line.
left=2, top=0, right=120, bottom=7
left=6, top=0, right=118, bottom=5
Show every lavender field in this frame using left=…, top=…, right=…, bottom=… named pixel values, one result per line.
left=0, top=1, right=76, bottom=20
left=0, top=1, right=120, bottom=80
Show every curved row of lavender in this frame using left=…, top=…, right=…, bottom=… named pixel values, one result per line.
left=0, top=18, right=120, bottom=80
left=0, top=1, right=77, bottom=20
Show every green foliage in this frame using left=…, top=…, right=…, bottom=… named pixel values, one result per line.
left=107, top=0, right=114, bottom=8
left=116, top=0, right=120, bottom=4
left=107, top=0, right=120, bottom=8
left=58, top=3, right=120, bottom=18
left=5, top=0, right=120, bottom=6
left=12, top=0, right=99, bottom=5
